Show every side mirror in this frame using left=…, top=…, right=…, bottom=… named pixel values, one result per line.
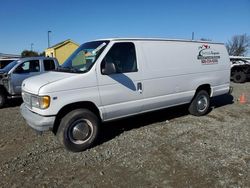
left=102, top=62, right=116, bottom=75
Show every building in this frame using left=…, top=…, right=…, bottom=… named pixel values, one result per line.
left=45, top=39, right=79, bottom=64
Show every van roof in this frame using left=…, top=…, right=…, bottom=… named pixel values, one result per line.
left=92, top=38, right=224, bottom=45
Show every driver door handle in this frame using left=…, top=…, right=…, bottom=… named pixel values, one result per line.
left=137, top=82, right=142, bottom=93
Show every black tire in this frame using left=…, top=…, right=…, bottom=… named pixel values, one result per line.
left=57, top=109, right=100, bottom=152
left=188, top=90, right=210, bottom=116
left=0, top=90, right=6, bottom=108
left=233, top=71, right=246, bottom=83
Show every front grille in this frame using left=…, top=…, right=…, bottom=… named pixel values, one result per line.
left=22, top=91, right=32, bottom=108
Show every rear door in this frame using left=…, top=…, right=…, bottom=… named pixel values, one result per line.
left=11, top=60, right=41, bottom=94
left=97, top=42, right=144, bottom=121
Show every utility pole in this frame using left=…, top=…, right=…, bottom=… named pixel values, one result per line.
left=48, top=30, right=52, bottom=48
left=31, top=43, right=34, bottom=51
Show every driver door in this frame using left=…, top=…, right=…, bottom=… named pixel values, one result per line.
left=97, top=42, right=144, bottom=121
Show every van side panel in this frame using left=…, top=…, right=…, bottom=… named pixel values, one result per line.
left=139, top=41, right=230, bottom=111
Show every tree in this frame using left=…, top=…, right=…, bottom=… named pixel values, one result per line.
left=39, top=51, right=45, bottom=57
left=226, top=34, right=250, bottom=56
left=21, top=50, right=39, bottom=57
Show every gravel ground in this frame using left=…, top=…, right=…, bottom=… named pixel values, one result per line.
left=0, top=82, right=250, bottom=187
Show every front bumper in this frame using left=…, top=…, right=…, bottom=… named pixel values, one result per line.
left=20, top=103, right=55, bottom=132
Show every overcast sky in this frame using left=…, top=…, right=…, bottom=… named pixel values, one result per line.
left=1, top=0, right=250, bottom=54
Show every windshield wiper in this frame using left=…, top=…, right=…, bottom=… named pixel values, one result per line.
left=55, top=66, right=83, bottom=73
left=69, top=67, right=83, bottom=73
left=55, top=66, right=70, bottom=72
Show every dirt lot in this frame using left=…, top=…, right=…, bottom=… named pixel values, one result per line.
left=0, top=82, right=250, bottom=187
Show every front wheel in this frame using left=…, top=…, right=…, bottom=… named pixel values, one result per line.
left=188, top=90, right=210, bottom=116
left=57, top=109, right=100, bottom=152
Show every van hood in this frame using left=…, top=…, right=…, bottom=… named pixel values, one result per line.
left=22, top=72, right=76, bottom=94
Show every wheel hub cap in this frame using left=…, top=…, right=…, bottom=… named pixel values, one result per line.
left=197, top=96, right=208, bottom=112
left=71, top=119, right=92, bottom=142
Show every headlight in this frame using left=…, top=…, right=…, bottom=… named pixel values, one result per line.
left=31, top=95, right=50, bottom=109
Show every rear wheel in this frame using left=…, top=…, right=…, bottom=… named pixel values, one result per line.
left=188, top=90, right=210, bottom=116
left=57, top=109, right=100, bottom=152
left=0, top=90, right=6, bottom=108
left=233, top=71, right=246, bottom=83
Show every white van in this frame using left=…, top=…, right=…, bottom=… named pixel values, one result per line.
left=20, top=38, right=231, bottom=152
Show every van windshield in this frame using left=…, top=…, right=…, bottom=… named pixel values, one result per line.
left=59, top=40, right=109, bottom=73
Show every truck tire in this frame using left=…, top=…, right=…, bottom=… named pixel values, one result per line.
left=233, top=71, right=246, bottom=83
left=0, top=90, right=6, bottom=108
left=57, top=109, right=100, bottom=152
left=188, top=90, right=210, bottom=116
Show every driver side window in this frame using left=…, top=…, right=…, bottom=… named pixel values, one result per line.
left=101, top=42, right=137, bottom=74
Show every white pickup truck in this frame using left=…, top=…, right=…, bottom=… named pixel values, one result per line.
left=20, top=38, right=231, bottom=152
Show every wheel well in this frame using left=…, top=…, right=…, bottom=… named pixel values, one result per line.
left=52, top=101, right=101, bottom=134
left=196, top=84, right=211, bottom=96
